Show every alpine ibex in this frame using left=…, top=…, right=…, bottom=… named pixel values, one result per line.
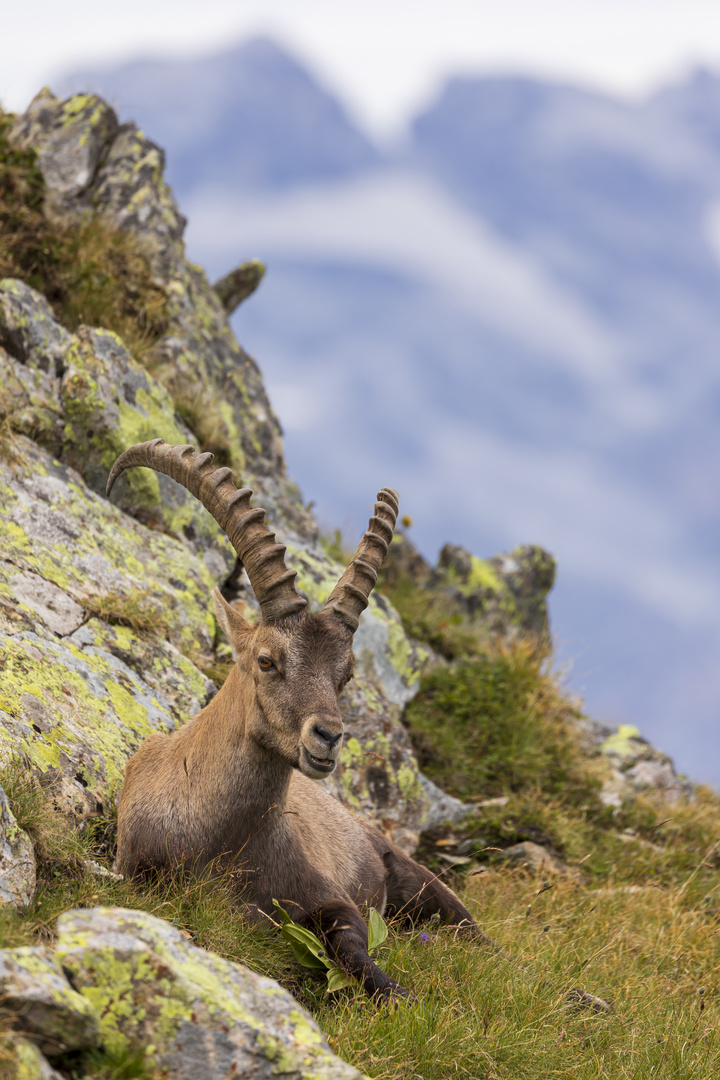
left=109, top=439, right=489, bottom=1001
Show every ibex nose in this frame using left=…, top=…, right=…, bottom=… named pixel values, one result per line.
left=312, top=724, right=342, bottom=750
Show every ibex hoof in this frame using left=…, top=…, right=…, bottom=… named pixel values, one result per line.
left=377, top=983, right=416, bottom=1007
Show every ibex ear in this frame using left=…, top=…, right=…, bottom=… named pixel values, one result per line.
left=212, top=588, right=250, bottom=658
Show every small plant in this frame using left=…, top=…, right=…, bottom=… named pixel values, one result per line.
left=272, top=900, right=388, bottom=993
left=81, top=588, right=171, bottom=636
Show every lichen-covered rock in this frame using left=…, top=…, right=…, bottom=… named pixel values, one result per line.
left=0, top=784, right=35, bottom=908
left=382, top=531, right=556, bottom=642
left=10, top=91, right=118, bottom=222
left=434, top=542, right=555, bottom=638
left=0, top=438, right=222, bottom=802
left=0, top=946, right=100, bottom=1054
left=56, top=907, right=365, bottom=1080
left=2, top=1036, right=63, bottom=1080
left=590, top=723, right=693, bottom=807
left=0, top=278, right=72, bottom=371
left=0, top=278, right=236, bottom=573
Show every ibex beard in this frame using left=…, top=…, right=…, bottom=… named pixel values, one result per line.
left=109, top=439, right=490, bottom=1002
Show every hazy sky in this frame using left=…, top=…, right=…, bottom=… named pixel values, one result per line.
left=4, top=0, right=720, bottom=134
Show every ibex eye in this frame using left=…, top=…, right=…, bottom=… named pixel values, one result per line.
left=258, top=656, right=274, bottom=671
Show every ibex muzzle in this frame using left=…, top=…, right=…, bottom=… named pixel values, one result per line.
left=109, top=440, right=488, bottom=1001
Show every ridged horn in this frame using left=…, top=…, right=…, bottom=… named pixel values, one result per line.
left=106, top=439, right=307, bottom=622
left=323, top=488, right=399, bottom=632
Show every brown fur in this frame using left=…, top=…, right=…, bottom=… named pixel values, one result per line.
left=117, top=590, right=487, bottom=1000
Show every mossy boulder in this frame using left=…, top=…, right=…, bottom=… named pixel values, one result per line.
left=0, top=277, right=236, bottom=575
left=56, top=906, right=365, bottom=1080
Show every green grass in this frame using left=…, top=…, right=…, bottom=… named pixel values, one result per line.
left=3, top=762, right=720, bottom=1078
left=405, top=641, right=600, bottom=808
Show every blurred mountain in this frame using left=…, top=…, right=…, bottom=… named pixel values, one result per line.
left=57, top=44, right=720, bottom=785
left=62, top=38, right=380, bottom=195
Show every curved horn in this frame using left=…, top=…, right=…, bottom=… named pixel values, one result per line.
left=106, top=439, right=307, bottom=622
left=323, top=488, right=399, bottom=632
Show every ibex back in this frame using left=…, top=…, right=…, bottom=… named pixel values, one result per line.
left=109, top=439, right=490, bottom=1001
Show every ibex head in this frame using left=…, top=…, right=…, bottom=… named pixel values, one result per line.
left=106, top=440, right=398, bottom=780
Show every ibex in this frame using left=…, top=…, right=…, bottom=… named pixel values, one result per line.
left=109, top=439, right=490, bottom=1001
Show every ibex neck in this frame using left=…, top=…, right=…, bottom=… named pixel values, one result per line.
left=186, top=667, right=293, bottom=841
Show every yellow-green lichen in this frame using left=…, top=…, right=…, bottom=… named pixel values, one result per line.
left=601, top=724, right=644, bottom=758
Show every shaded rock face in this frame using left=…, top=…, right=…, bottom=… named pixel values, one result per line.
left=0, top=906, right=364, bottom=1080
left=0, top=784, right=35, bottom=908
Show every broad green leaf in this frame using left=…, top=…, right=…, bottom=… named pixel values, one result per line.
left=271, top=899, right=294, bottom=926
left=286, top=936, right=328, bottom=970
left=326, top=966, right=354, bottom=993
left=368, top=907, right=388, bottom=953
left=281, top=924, right=331, bottom=969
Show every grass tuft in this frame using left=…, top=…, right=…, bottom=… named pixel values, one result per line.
left=80, top=588, right=171, bottom=636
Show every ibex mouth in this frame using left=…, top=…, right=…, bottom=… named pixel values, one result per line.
left=300, top=744, right=338, bottom=777
left=308, top=753, right=333, bottom=767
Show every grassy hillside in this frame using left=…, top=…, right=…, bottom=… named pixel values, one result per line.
left=1, top=750, right=719, bottom=1079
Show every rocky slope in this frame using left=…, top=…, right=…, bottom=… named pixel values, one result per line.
left=0, top=88, right=694, bottom=1078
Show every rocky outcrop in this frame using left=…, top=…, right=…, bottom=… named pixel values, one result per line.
left=382, top=531, right=556, bottom=642
left=587, top=722, right=694, bottom=807
left=8, top=89, right=314, bottom=538
left=0, top=906, right=365, bottom=1079
left=0, top=86, right=686, bottom=895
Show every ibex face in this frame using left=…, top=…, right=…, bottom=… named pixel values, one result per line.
left=106, top=439, right=398, bottom=776
left=213, top=595, right=354, bottom=778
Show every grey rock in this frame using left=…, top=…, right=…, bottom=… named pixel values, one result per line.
left=9, top=571, right=85, bottom=636
left=496, top=841, right=572, bottom=876
left=56, top=907, right=365, bottom=1080
left=0, top=784, right=35, bottom=909
left=213, top=258, right=266, bottom=314
left=11, top=91, right=118, bottom=222
left=0, top=279, right=71, bottom=372
left=417, top=773, right=471, bottom=830
left=596, top=724, right=693, bottom=807
left=0, top=946, right=100, bottom=1055
left=435, top=541, right=555, bottom=639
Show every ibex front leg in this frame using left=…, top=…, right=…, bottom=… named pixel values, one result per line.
left=315, top=900, right=412, bottom=1002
